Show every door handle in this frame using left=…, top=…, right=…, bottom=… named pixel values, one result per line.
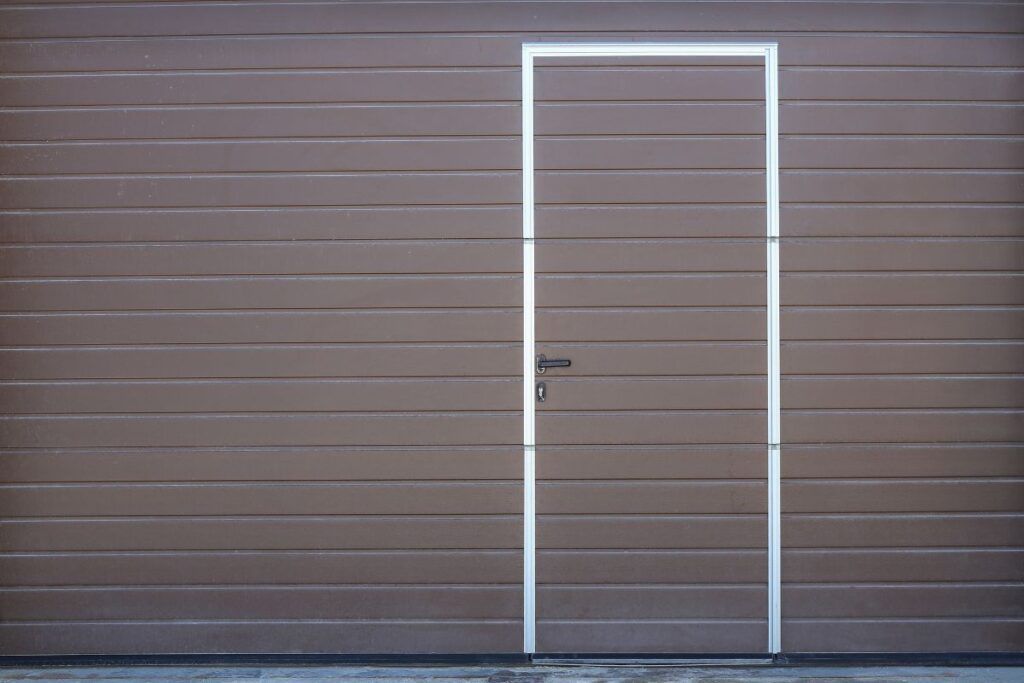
left=536, top=354, right=571, bottom=374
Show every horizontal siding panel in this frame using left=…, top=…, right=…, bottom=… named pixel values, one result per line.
left=537, top=206, right=765, bottom=239
left=3, top=34, right=1024, bottom=72
left=536, top=377, right=766, bottom=411
left=0, top=207, right=523, bottom=242
left=535, top=67, right=761, bottom=101
left=538, top=481, right=766, bottom=514
left=784, top=513, right=1024, bottom=548
left=783, top=376, right=1024, bottom=409
left=0, top=446, right=524, bottom=483
left=540, top=549, right=766, bottom=583
left=783, top=238, right=1024, bottom=272
left=0, top=311, right=523, bottom=345
left=538, top=137, right=765, bottom=171
left=0, top=344, right=522, bottom=380
left=786, top=274, right=1024, bottom=306
left=782, top=103, right=1024, bottom=135
left=0, top=586, right=522, bottom=620
left=0, top=482, right=522, bottom=517
left=782, top=205, right=1024, bottom=238
left=538, top=515, right=766, bottom=549
left=537, top=103, right=763, bottom=136
left=783, top=171, right=1024, bottom=204
left=783, top=479, right=1024, bottom=513
left=782, top=136, right=1024, bottom=170
left=782, top=444, right=1024, bottom=479
left=0, top=517, right=522, bottom=552
left=537, top=274, right=764, bottom=307
left=537, top=171, right=765, bottom=204
left=538, top=308, right=765, bottom=342
left=0, top=242, right=521, bottom=277
left=787, top=585, right=1024, bottom=619
left=782, top=341, right=1024, bottom=375
left=539, top=586, right=766, bottom=619
left=0, top=549, right=524, bottom=586
left=0, top=378, right=521, bottom=413
left=537, top=411, right=766, bottom=445
left=0, top=621, right=521, bottom=655
left=0, top=276, right=520, bottom=312
left=0, top=413, right=520, bottom=448
left=781, top=306, right=1024, bottom=341
left=783, top=409, right=1024, bottom=443
left=781, top=68, right=1024, bottom=101
left=535, top=342, right=766, bottom=376
left=537, top=239, right=765, bottom=273
left=537, top=446, right=767, bottom=480
left=2, top=2, right=1017, bottom=38
left=537, top=620, right=766, bottom=654
left=783, top=619, right=1024, bottom=653
left=785, top=549, right=1024, bottom=583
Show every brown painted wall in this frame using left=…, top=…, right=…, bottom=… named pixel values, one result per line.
left=0, top=0, right=1022, bottom=657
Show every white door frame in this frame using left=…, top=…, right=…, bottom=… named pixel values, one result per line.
left=521, top=41, right=782, bottom=655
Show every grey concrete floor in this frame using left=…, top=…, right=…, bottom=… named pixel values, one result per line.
left=2, top=665, right=1024, bottom=683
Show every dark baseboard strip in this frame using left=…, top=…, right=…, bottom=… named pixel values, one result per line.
left=0, top=653, right=530, bottom=668
left=779, top=652, right=1024, bottom=667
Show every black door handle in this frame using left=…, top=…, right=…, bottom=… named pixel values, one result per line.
left=536, top=354, right=571, bottom=374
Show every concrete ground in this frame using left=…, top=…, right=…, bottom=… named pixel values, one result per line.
left=1, top=665, right=1024, bottom=683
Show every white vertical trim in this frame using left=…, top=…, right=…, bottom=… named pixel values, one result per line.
left=521, top=41, right=781, bottom=657
left=764, top=44, right=783, bottom=656
left=521, top=44, right=537, bottom=655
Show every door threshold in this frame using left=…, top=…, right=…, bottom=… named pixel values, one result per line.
left=532, top=656, right=773, bottom=667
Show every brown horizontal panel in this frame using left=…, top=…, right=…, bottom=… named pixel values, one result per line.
left=538, top=274, right=765, bottom=307
left=784, top=548, right=1024, bottom=582
left=0, top=621, right=521, bottom=656
left=0, top=585, right=522, bottom=621
left=0, top=378, right=521, bottom=413
left=536, top=103, right=764, bottom=136
left=783, top=512, right=1024, bottom=548
left=783, top=479, right=1024, bottom=513
left=782, top=68, right=1024, bottom=102
left=0, top=69, right=519, bottom=107
left=0, top=517, right=521, bottom=552
left=0, top=413, right=520, bottom=448
left=538, top=515, right=765, bottom=549
left=536, top=342, right=766, bottom=376
left=540, top=549, right=766, bottom=583
left=535, top=67, right=762, bottom=101
left=0, top=207, right=522, bottom=243
left=537, top=239, right=765, bottom=273
left=538, top=586, right=766, bottom=619
left=539, top=307, right=766, bottom=343
left=782, top=342, right=1024, bottom=375
left=782, top=136, right=1024, bottom=170
left=537, top=137, right=765, bottom=171
left=538, top=171, right=765, bottom=205
left=0, top=241, right=521, bottom=277
left=782, top=103, right=1024, bottom=135
left=3, top=34, right=1022, bottom=73
left=0, top=446, right=523, bottom=483
left=782, top=205, right=1024, bottom=238
left=782, top=306, right=1024, bottom=341
left=5, top=2, right=1016, bottom=38
left=0, top=549, right=523, bottom=586
left=537, top=620, right=766, bottom=654
left=538, top=481, right=766, bottom=514
left=783, top=274, right=1024, bottom=306
left=0, top=310, right=523, bottom=345
left=0, top=138, right=521, bottom=175
left=0, top=275, right=520, bottom=312
left=0, top=482, right=521, bottom=517
left=537, top=410, right=766, bottom=445
left=782, top=618, right=1024, bottom=653
left=536, top=205, right=765, bottom=239
left=783, top=409, right=1024, bottom=444
left=538, top=445, right=767, bottom=480
left=786, top=584, right=1024, bottom=619
left=783, top=376, right=1024, bottom=409
left=536, top=377, right=766, bottom=411
left=0, top=344, right=521, bottom=380
left=0, top=104, right=519, bottom=141
left=783, top=238, right=1024, bottom=272
left=782, top=444, right=1024, bottom=479
left=0, top=172, right=518, bottom=209
left=783, top=171, right=1024, bottom=204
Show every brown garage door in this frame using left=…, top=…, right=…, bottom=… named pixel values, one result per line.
left=532, top=52, right=770, bottom=654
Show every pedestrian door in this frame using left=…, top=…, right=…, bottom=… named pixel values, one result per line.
left=521, top=43, right=781, bottom=655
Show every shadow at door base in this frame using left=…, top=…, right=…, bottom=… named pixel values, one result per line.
left=1, top=652, right=1023, bottom=668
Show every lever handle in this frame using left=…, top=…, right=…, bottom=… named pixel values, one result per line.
left=536, top=354, right=571, bottom=374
